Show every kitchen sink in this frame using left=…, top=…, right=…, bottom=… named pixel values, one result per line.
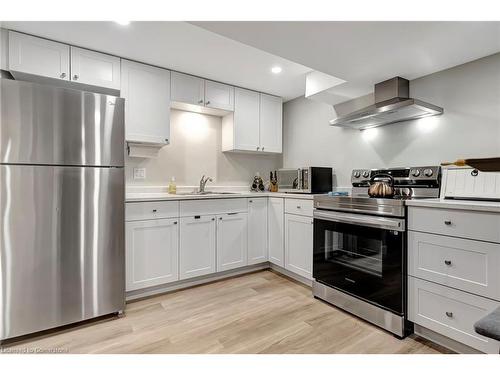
left=174, top=191, right=239, bottom=196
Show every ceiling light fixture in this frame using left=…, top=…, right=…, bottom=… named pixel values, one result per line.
left=115, top=20, right=130, bottom=26
left=271, top=66, right=282, bottom=74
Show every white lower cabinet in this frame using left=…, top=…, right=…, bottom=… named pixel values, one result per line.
left=217, top=213, right=248, bottom=272
left=409, top=277, right=500, bottom=354
left=268, top=197, right=284, bottom=267
left=247, top=198, right=268, bottom=265
left=125, top=218, right=179, bottom=291
left=285, top=213, right=313, bottom=280
left=179, top=215, right=217, bottom=280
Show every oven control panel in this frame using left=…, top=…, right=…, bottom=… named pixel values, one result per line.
left=351, top=166, right=441, bottom=186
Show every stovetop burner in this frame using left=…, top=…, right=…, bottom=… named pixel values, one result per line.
left=315, top=165, right=442, bottom=217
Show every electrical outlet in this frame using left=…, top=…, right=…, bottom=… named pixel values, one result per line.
left=133, top=168, right=146, bottom=180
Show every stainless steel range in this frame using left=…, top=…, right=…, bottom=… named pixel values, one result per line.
left=312, top=166, right=441, bottom=338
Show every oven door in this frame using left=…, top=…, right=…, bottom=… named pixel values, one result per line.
left=313, top=210, right=405, bottom=314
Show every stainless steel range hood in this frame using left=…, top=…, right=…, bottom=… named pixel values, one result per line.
left=330, top=77, right=443, bottom=130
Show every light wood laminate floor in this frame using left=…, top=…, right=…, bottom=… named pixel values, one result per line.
left=2, top=270, right=451, bottom=354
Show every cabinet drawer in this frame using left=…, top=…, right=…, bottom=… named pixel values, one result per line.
left=180, top=198, right=247, bottom=217
left=285, top=198, right=313, bottom=217
left=408, top=206, right=500, bottom=243
left=409, top=231, right=500, bottom=300
left=409, top=277, right=500, bottom=353
left=126, top=201, right=179, bottom=221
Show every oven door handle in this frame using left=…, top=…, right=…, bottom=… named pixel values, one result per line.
left=313, top=210, right=405, bottom=232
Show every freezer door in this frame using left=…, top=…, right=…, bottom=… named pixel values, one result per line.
left=0, top=78, right=124, bottom=167
left=0, top=165, right=125, bottom=340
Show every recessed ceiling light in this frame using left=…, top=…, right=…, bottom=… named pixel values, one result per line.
left=271, top=66, right=282, bottom=74
left=115, top=20, right=130, bottom=26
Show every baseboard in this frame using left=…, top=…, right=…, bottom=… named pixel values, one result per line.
left=126, top=263, right=269, bottom=301
left=413, top=324, right=483, bottom=354
left=269, top=264, right=313, bottom=287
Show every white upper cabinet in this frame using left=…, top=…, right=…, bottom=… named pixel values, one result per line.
left=125, top=218, right=179, bottom=291
left=70, top=46, right=120, bottom=89
left=8, top=31, right=70, bottom=80
left=205, top=80, right=234, bottom=111
left=222, top=89, right=283, bottom=154
left=259, top=94, right=283, bottom=153
left=223, top=87, right=260, bottom=152
left=247, top=198, right=268, bottom=265
left=171, top=73, right=234, bottom=113
left=171, top=71, right=204, bottom=106
left=121, top=59, right=171, bottom=145
left=217, top=213, right=248, bottom=272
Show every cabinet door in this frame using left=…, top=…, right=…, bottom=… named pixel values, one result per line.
left=121, top=59, right=171, bottom=144
left=268, top=197, right=284, bottom=267
left=233, top=87, right=260, bottom=151
left=70, top=46, right=121, bottom=89
left=8, top=31, right=70, bottom=80
left=205, top=80, right=234, bottom=111
left=259, top=93, right=282, bottom=153
left=125, top=218, right=179, bottom=291
left=179, top=215, right=216, bottom=280
left=285, top=213, right=313, bottom=280
left=217, top=213, right=248, bottom=272
left=247, top=198, right=268, bottom=265
left=171, top=71, right=204, bottom=106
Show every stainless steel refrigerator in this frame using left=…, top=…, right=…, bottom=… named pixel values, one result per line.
left=0, top=78, right=125, bottom=341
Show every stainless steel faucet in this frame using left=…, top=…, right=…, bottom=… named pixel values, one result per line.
left=198, top=175, right=213, bottom=193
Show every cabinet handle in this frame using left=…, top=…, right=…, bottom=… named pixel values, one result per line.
left=262, top=147, right=265, bottom=151
left=205, top=101, right=210, bottom=105
left=444, top=260, right=452, bottom=266
left=198, top=99, right=204, bottom=104
left=152, top=209, right=157, bottom=213
left=445, top=311, right=453, bottom=318
left=60, top=72, right=67, bottom=79
left=219, top=217, right=223, bottom=220
left=73, top=74, right=79, bottom=80
left=297, top=206, right=301, bottom=209
left=173, top=221, right=178, bottom=225
left=165, top=138, right=169, bottom=143
left=194, top=215, right=201, bottom=219
left=211, top=218, right=215, bottom=221
left=256, top=146, right=260, bottom=151
left=249, top=200, right=253, bottom=203
left=444, top=220, right=452, bottom=225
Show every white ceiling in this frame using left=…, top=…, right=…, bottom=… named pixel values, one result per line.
left=3, top=21, right=500, bottom=104
left=193, top=21, right=500, bottom=102
left=2, top=21, right=312, bottom=101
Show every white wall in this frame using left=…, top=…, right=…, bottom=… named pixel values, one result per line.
left=283, top=53, right=500, bottom=187
left=126, top=109, right=282, bottom=187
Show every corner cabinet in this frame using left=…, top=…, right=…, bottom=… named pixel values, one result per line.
left=259, top=94, right=283, bottom=153
left=125, top=218, right=179, bottom=291
left=284, top=213, right=313, bottom=280
left=268, top=197, right=285, bottom=267
left=247, top=198, right=268, bottom=265
left=222, top=88, right=282, bottom=154
left=217, top=213, right=248, bottom=272
left=121, top=59, right=171, bottom=145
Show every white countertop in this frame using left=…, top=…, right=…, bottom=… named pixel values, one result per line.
left=405, top=198, right=500, bottom=213
left=126, top=191, right=320, bottom=202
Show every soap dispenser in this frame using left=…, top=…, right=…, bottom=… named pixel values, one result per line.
left=168, top=176, right=177, bottom=194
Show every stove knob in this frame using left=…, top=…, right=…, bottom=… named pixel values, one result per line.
left=411, top=169, right=421, bottom=177
left=362, top=171, right=370, bottom=178
left=353, top=171, right=361, bottom=178
left=424, top=168, right=434, bottom=177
